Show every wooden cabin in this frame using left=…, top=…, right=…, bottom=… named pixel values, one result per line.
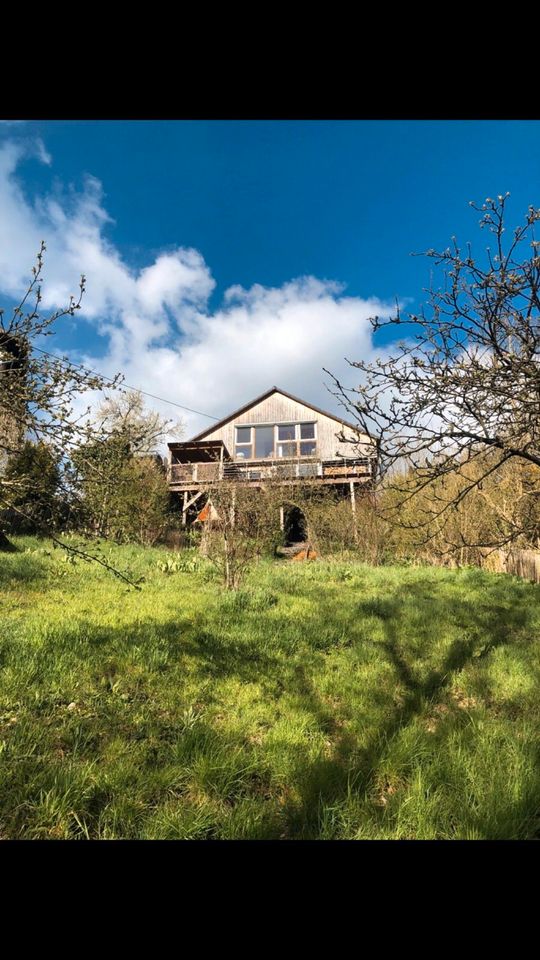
left=168, top=386, right=377, bottom=530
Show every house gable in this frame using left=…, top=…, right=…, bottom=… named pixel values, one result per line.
left=191, top=386, right=373, bottom=461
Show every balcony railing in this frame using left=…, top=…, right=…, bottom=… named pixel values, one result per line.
left=169, top=461, right=221, bottom=483
left=169, top=457, right=375, bottom=485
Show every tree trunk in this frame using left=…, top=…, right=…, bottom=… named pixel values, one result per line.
left=224, top=534, right=232, bottom=589
left=0, top=529, right=16, bottom=552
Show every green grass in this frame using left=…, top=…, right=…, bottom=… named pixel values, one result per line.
left=1, top=535, right=540, bottom=839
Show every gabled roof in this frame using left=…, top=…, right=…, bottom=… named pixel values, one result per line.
left=190, top=385, right=371, bottom=441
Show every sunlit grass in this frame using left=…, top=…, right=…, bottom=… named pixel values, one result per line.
left=1, top=536, right=540, bottom=839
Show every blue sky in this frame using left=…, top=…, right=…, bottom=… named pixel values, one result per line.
left=1, top=120, right=540, bottom=435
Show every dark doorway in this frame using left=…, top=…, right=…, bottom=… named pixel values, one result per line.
left=284, top=505, right=306, bottom=544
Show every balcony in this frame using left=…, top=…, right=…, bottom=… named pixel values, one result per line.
left=169, top=461, right=221, bottom=484
left=168, top=456, right=375, bottom=487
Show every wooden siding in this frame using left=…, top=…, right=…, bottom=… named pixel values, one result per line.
left=196, top=391, right=373, bottom=462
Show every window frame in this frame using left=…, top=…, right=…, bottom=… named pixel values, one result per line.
left=234, top=426, right=252, bottom=460
left=235, top=421, right=318, bottom=460
left=253, top=424, right=275, bottom=459
left=235, top=444, right=252, bottom=459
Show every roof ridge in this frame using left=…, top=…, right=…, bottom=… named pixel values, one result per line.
left=189, top=385, right=372, bottom=442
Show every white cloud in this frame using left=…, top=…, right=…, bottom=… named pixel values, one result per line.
left=35, top=138, right=52, bottom=166
left=0, top=135, right=398, bottom=441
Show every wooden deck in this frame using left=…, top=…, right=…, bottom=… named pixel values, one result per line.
left=168, top=456, right=375, bottom=491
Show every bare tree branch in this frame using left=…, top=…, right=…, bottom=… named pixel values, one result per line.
left=328, top=194, right=540, bottom=551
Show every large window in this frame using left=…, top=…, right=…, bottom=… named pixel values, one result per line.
left=235, top=422, right=317, bottom=460
left=235, top=425, right=252, bottom=459
left=299, top=422, right=316, bottom=456
left=277, top=422, right=316, bottom=458
left=277, top=424, right=295, bottom=441
left=254, top=425, right=274, bottom=458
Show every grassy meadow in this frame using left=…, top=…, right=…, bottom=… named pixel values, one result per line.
left=1, top=536, right=540, bottom=840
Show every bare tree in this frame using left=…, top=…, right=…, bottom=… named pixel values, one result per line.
left=327, top=194, right=540, bottom=552
left=0, top=243, right=142, bottom=581
left=198, top=480, right=284, bottom=589
left=95, top=389, right=183, bottom=455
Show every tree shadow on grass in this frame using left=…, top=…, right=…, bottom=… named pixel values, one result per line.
left=0, top=552, right=49, bottom=590
left=7, top=571, right=540, bottom=838
left=266, top=573, right=540, bottom=837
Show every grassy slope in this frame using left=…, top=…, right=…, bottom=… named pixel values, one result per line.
left=1, top=536, right=540, bottom=840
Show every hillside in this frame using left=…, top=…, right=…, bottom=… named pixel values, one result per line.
left=1, top=538, right=539, bottom=840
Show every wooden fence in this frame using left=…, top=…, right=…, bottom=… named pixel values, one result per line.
left=503, top=549, right=540, bottom=583
left=482, top=548, right=540, bottom=584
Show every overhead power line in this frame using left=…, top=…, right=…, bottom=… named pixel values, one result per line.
left=32, top=346, right=220, bottom=421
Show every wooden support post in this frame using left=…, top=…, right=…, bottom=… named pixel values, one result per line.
left=350, top=480, right=358, bottom=543
left=182, top=489, right=204, bottom=527
left=279, top=506, right=284, bottom=532
left=185, top=490, right=205, bottom=512
left=230, top=486, right=236, bottom=529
